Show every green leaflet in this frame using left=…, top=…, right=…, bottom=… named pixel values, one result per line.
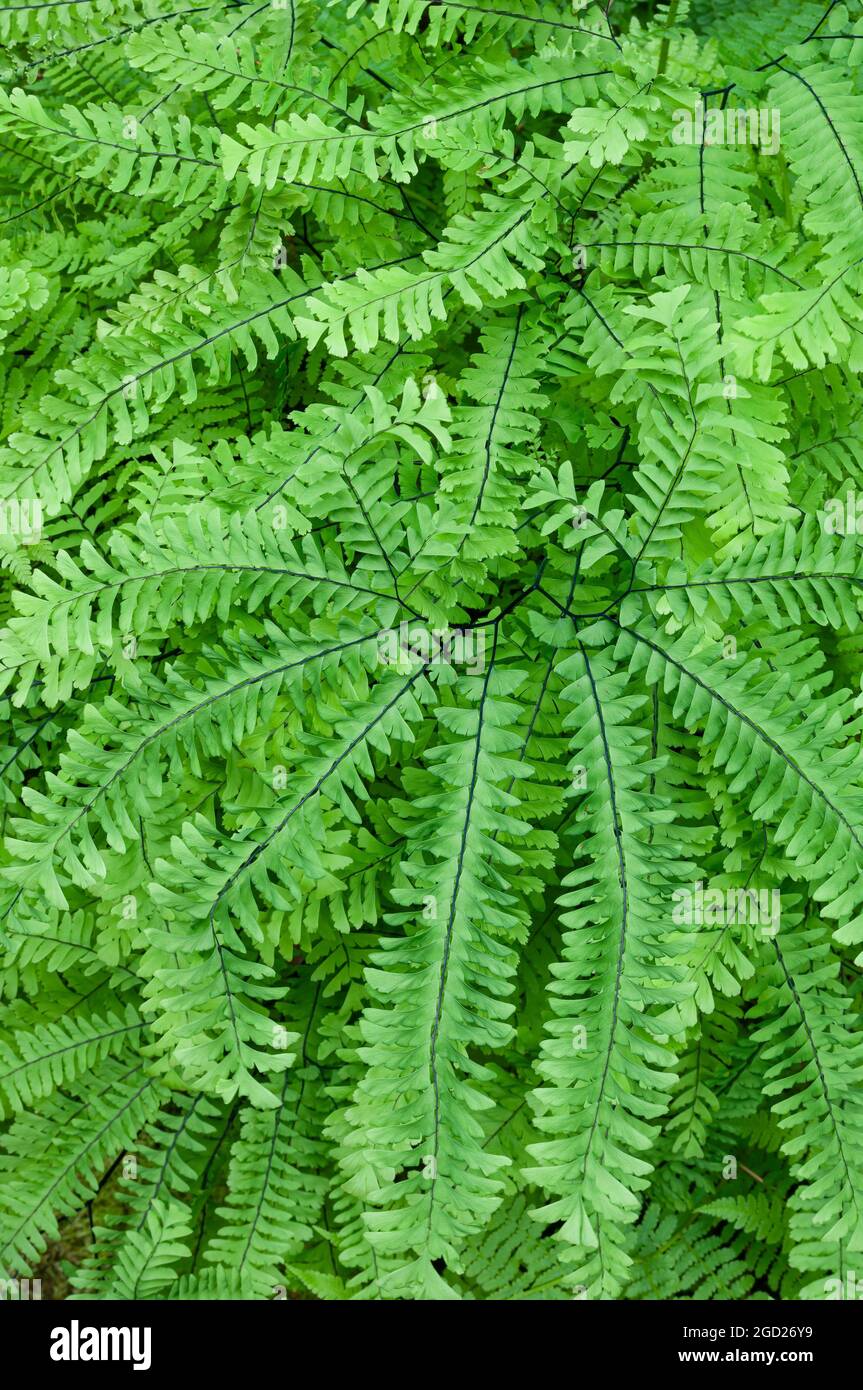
left=0, top=0, right=862, bottom=1304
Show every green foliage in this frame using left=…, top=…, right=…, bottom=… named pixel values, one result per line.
left=1, top=0, right=863, bottom=1302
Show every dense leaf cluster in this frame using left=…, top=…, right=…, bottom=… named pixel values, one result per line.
left=1, top=0, right=863, bottom=1301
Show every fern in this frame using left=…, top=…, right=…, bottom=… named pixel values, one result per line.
left=1, top=0, right=863, bottom=1304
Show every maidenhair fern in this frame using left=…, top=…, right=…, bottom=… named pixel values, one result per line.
left=1, top=0, right=863, bottom=1303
